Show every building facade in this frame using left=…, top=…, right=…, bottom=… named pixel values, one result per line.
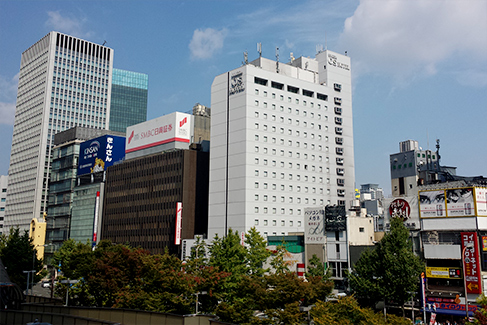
left=101, top=148, right=209, bottom=255
left=109, top=69, right=148, bottom=133
left=208, top=50, right=354, bottom=238
left=45, top=127, right=124, bottom=260
left=5, top=32, right=114, bottom=231
left=0, top=176, right=8, bottom=235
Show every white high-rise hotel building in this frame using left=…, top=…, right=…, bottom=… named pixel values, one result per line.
left=208, top=50, right=354, bottom=238
left=5, top=32, right=113, bottom=231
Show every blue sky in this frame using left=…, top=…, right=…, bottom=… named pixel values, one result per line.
left=1, top=0, right=486, bottom=195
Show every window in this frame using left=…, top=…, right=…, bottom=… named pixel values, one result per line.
left=334, top=106, right=342, bottom=115
left=272, top=81, right=284, bottom=90
left=255, top=77, right=268, bottom=85
left=335, top=117, right=343, bottom=125
left=359, top=227, right=365, bottom=232
left=263, top=91, right=267, bottom=97
left=255, top=219, right=259, bottom=225
left=288, top=85, right=299, bottom=93
left=264, top=220, right=268, bottom=226
left=255, top=207, right=259, bottom=213
left=273, top=220, right=277, bottom=226
left=255, top=182, right=259, bottom=188
left=317, top=93, right=328, bottom=101
left=337, top=178, right=345, bottom=186
left=255, top=100, right=259, bottom=106
left=303, top=89, right=314, bottom=97
left=255, top=195, right=259, bottom=201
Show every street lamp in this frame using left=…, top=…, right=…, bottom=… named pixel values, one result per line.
left=463, top=242, right=474, bottom=321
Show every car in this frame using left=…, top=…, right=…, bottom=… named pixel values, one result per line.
left=41, top=281, right=51, bottom=288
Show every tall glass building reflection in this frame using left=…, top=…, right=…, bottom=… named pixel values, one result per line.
left=109, top=69, right=148, bottom=133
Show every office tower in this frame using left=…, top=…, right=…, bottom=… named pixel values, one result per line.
left=208, top=50, right=355, bottom=238
left=5, top=32, right=113, bottom=231
left=109, top=69, right=148, bottom=133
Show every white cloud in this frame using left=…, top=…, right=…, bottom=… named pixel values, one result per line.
left=189, top=28, right=227, bottom=60
left=339, top=0, right=487, bottom=82
left=0, top=74, right=18, bottom=125
left=45, top=11, right=93, bottom=39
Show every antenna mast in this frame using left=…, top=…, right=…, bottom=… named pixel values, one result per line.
left=257, top=43, right=262, bottom=57
left=276, top=47, right=279, bottom=73
left=243, top=51, right=248, bottom=65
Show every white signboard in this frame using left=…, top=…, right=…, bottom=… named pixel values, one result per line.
left=475, top=188, right=487, bottom=216
left=419, top=190, right=446, bottom=218
left=126, top=112, right=192, bottom=153
left=446, top=188, right=474, bottom=217
left=175, top=202, right=182, bottom=245
left=304, top=208, right=325, bottom=244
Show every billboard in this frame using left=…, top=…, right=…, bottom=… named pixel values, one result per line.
left=425, top=266, right=462, bottom=279
left=462, top=232, right=481, bottom=294
left=419, top=190, right=446, bottom=218
left=78, top=135, right=125, bottom=176
left=476, top=188, right=487, bottom=216
left=418, top=187, right=484, bottom=218
left=325, top=205, right=346, bottom=231
left=384, top=196, right=420, bottom=230
left=304, top=208, right=325, bottom=244
left=126, top=112, right=192, bottom=154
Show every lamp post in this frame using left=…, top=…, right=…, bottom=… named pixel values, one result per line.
left=463, top=242, right=474, bottom=321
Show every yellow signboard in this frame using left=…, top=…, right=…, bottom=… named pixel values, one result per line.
left=426, top=266, right=461, bottom=279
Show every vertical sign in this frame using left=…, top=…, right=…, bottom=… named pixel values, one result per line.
left=92, top=191, right=100, bottom=248
left=175, top=202, right=182, bottom=245
left=305, top=208, right=325, bottom=244
left=241, top=231, right=245, bottom=246
left=462, top=232, right=481, bottom=294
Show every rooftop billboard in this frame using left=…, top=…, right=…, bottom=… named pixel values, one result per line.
left=125, top=112, right=192, bottom=154
left=78, top=135, right=125, bottom=176
left=419, top=187, right=487, bottom=218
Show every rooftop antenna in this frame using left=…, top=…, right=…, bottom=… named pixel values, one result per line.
left=257, top=43, right=262, bottom=57
left=316, top=44, right=323, bottom=54
left=436, top=139, right=441, bottom=172
left=243, top=51, right=248, bottom=65
left=276, top=47, right=280, bottom=73
left=325, top=31, right=327, bottom=50
left=102, top=40, right=107, bottom=46
left=290, top=52, right=295, bottom=63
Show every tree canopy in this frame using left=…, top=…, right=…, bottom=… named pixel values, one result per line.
left=0, top=227, right=44, bottom=289
left=348, top=217, right=424, bottom=311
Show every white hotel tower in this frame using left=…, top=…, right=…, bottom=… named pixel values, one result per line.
left=208, top=49, right=354, bottom=238
left=5, top=32, right=113, bottom=231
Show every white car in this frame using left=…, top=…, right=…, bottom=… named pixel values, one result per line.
left=41, top=282, right=51, bottom=288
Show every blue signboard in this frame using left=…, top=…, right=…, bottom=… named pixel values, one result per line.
left=78, top=135, right=125, bottom=176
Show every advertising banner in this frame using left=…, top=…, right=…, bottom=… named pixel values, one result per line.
left=78, top=135, right=125, bottom=176
left=325, top=205, right=346, bottom=231
left=419, top=190, right=446, bottom=218
left=446, top=188, right=474, bottom=217
left=425, top=267, right=462, bottom=279
left=461, top=232, right=481, bottom=294
left=175, top=202, right=182, bottom=245
left=475, top=188, right=487, bottom=216
left=126, top=112, right=192, bottom=154
left=304, top=208, right=325, bottom=244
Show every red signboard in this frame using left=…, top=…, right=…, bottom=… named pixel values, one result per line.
left=175, top=202, right=182, bottom=245
left=461, top=232, right=481, bottom=294
left=389, top=199, right=411, bottom=221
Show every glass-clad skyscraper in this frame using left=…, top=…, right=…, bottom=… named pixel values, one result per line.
left=5, top=32, right=113, bottom=231
left=109, top=69, right=148, bottom=133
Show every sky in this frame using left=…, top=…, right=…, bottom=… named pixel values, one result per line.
left=0, top=0, right=486, bottom=196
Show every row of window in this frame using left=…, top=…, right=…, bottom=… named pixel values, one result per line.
left=255, top=77, right=329, bottom=101
left=255, top=219, right=302, bottom=227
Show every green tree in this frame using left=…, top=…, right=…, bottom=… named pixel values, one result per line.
left=474, top=294, right=487, bottom=324
left=306, top=254, right=328, bottom=278
left=0, top=227, right=43, bottom=288
left=245, top=227, right=271, bottom=277
left=311, top=295, right=411, bottom=325
left=348, top=217, right=424, bottom=313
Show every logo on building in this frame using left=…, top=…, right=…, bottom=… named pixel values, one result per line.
left=229, top=71, right=245, bottom=95
left=128, top=130, right=135, bottom=144
left=389, top=198, right=411, bottom=221
left=180, top=117, right=187, bottom=127
left=85, top=141, right=100, bottom=155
